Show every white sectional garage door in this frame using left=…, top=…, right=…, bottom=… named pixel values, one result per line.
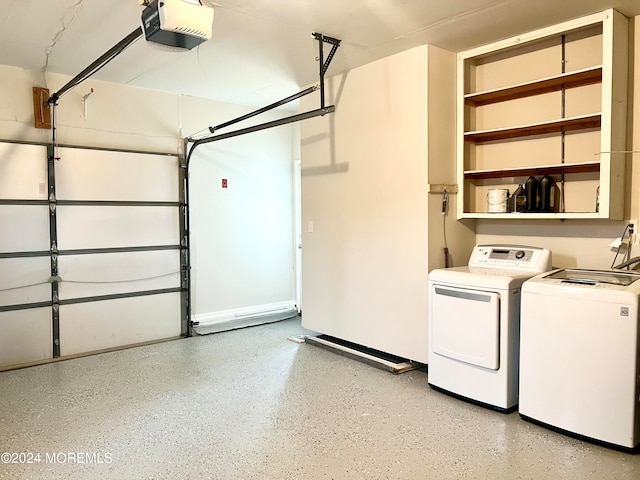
left=0, top=141, right=187, bottom=369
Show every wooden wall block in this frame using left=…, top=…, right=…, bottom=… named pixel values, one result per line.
left=32, top=87, right=52, bottom=129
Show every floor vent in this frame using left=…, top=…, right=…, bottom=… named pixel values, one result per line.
left=305, top=334, right=425, bottom=374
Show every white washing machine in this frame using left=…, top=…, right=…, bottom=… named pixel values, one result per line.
left=520, top=268, right=640, bottom=451
left=428, top=245, right=552, bottom=412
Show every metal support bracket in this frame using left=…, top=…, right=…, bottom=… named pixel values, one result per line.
left=313, top=32, right=341, bottom=109
left=47, top=144, right=60, bottom=357
left=178, top=152, right=191, bottom=337
left=313, top=32, right=341, bottom=77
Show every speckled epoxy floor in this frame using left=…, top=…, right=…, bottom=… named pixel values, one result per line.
left=0, top=316, right=639, bottom=480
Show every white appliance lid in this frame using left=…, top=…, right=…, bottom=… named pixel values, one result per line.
left=544, top=269, right=640, bottom=287
left=428, top=266, right=534, bottom=289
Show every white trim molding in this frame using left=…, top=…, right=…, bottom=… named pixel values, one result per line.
left=192, top=301, right=298, bottom=335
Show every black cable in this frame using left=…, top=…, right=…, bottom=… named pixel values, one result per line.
left=611, top=223, right=633, bottom=268
left=613, top=256, right=640, bottom=270
left=442, top=190, right=450, bottom=268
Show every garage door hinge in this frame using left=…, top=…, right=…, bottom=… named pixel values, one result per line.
left=189, top=321, right=199, bottom=327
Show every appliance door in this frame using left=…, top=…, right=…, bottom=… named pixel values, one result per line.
left=431, top=284, right=500, bottom=370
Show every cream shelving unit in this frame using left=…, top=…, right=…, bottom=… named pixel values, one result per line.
left=457, top=9, right=628, bottom=219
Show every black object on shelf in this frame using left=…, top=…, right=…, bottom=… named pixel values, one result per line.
left=510, top=184, right=526, bottom=213
left=525, top=176, right=539, bottom=212
left=539, top=175, right=555, bottom=212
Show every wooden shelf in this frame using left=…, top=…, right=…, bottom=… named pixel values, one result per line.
left=464, top=161, right=600, bottom=180
left=464, top=67, right=603, bottom=106
left=456, top=9, right=627, bottom=220
left=464, top=113, right=601, bottom=143
left=460, top=212, right=603, bottom=220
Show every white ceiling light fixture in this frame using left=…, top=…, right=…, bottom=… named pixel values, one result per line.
left=141, top=0, right=215, bottom=52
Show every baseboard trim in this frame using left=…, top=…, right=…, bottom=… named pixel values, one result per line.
left=192, top=301, right=299, bottom=335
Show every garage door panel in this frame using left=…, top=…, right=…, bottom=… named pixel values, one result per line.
left=56, top=206, right=179, bottom=249
left=58, top=250, right=181, bottom=299
left=0, top=143, right=47, bottom=200
left=0, top=205, right=50, bottom=252
left=0, top=257, right=51, bottom=306
left=0, top=308, right=52, bottom=367
left=1, top=142, right=183, bottom=369
left=55, top=148, right=179, bottom=201
left=59, top=293, right=182, bottom=356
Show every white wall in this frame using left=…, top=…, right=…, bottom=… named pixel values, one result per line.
left=0, top=68, right=181, bottom=152
left=300, top=45, right=474, bottom=363
left=186, top=121, right=297, bottom=321
left=426, top=46, right=477, bottom=271
left=0, top=64, right=297, bottom=330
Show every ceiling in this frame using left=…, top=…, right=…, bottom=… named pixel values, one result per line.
left=1, top=0, right=640, bottom=110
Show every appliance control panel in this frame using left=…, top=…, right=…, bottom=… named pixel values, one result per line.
left=468, top=245, right=552, bottom=272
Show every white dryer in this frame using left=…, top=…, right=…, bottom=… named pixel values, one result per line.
left=428, top=245, right=552, bottom=412
left=520, top=269, right=640, bottom=451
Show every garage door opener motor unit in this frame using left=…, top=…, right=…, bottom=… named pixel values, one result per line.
left=142, top=0, right=214, bottom=51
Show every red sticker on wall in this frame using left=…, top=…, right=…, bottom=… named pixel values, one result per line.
left=222, top=178, right=228, bottom=188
